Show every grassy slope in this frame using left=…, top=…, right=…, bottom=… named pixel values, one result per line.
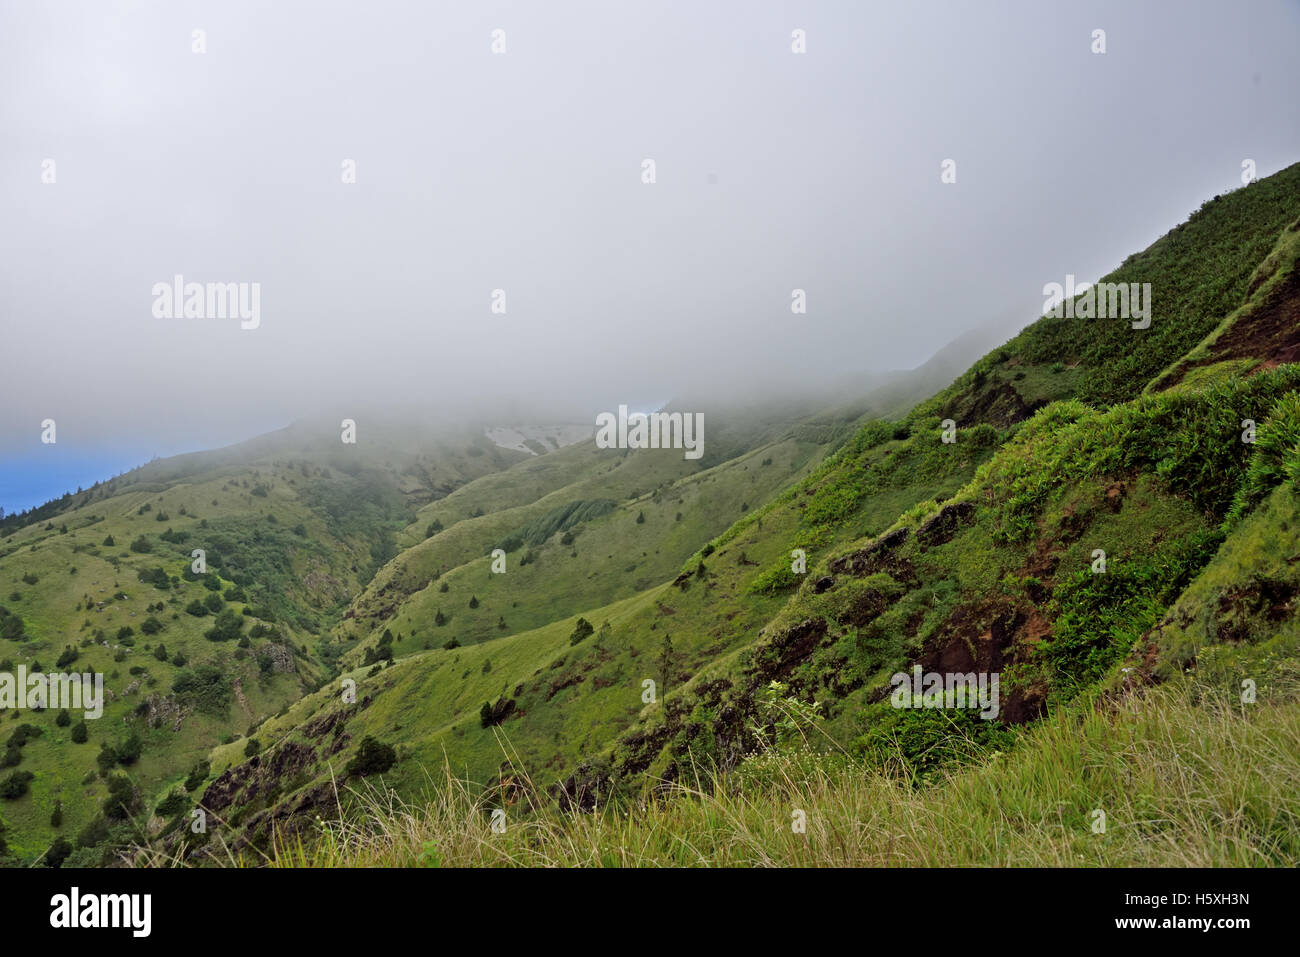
left=10, top=165, right=1300, bottom=866
left=0, top=391, right=903, bottom=859
left=182, top=163, right=1300, bottom=863
left=263, top=432, right=1300, bottom=868
left=0, top=427, right=517, bottom=860
left=265, top=676, right=1299, bottom=867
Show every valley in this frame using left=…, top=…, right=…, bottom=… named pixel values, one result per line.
left=2, top=164, right=1300, bottom=868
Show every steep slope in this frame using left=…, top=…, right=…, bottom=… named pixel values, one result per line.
left=0, top=424, right=521, bottom=861
left=0, top=384, right=921, bottom=862
left=165, top=163, right=1300, bottom=860
left=1148, top=217, right=1300, bottom=393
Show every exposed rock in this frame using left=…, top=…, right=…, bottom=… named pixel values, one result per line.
left=915, top=501, right=976, bottom=548
left=141, top=693, right=185, bottom=730
left=259, top=642, right=297, bottom=674
left=829, top=527, right=915, bottom=582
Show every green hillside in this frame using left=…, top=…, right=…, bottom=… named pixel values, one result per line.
left=4, top=165, right=1300, bottom=868
left=160, top=165, right=1300, bottom=863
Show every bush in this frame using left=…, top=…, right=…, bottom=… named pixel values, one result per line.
left=183, top=760, right=210, bottom=792
left=0, top=770, right=34, bottom=799
left=46, top=836, right=73, bottom=867
left=154, top=790, right=188, bottom=818
left=70, top=721, right=88, bottom=743
left=172, top=665, right=234, bottom=715
left=103, top=773, right=138, bottom=820
left=244, top=738, right=260, bottom=758
left=0, top=608, right=23, bottom=641
left=115, top=732, right=143, bottom=766
left=7, top=724, right=42, bottom=748
left=140, top=616, right=163, bottom=635
left=568, top=617, right=594, bottom=646
left=129, top=536, right=152, bottom=554
left=137, top=566, right=170, bottom=589
left=346, top=737, right=396, bottom=777
left=205, top=608, right=244, bottom=642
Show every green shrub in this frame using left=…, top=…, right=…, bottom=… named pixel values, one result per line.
left=0, top=771, right=34, bottom=799
left=568, top=617, right=594, bottom=646
left=204, top=608, right=244, bottom=642
left=346, top=737, right=396, bottom=777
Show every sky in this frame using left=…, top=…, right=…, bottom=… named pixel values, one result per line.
left=2, top=0, right=1299, bottom=513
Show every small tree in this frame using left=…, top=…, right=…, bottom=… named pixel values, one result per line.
left=205, top=609, right=243, bottom=642
left=346, top=736, right=396, bottom=777
left=115, top=732, right=143, bottom=766
left=103, top=773, right=138, bottom=820
left=183, top=760, right=210, bottom=792
left=47, top=836, right=73, bottom=868
left=569, top=617, right=594, bottom=646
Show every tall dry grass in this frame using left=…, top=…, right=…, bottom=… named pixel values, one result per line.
left=256, top=680, right=1299, bottom=867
